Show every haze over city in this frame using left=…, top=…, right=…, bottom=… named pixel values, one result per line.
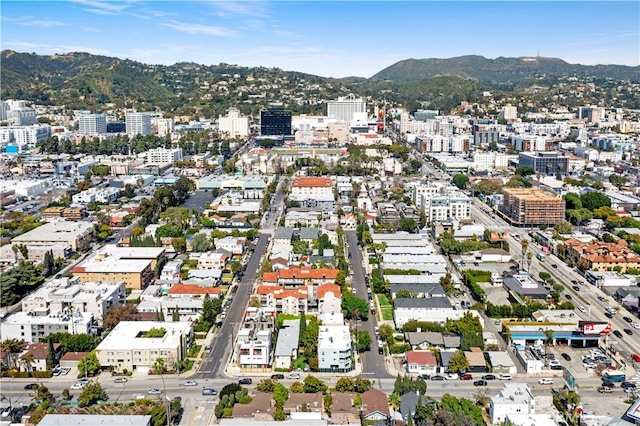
left=2, top=0, right=639, bottom=78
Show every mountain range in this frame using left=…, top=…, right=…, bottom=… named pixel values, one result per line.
left=2, top=50, right=638, bottom=114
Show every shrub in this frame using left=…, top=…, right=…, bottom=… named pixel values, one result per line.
left=32, top=371, right=53, bottom=379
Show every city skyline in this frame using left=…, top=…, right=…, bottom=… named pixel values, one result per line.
left=1, top=1, right=639, bottom=79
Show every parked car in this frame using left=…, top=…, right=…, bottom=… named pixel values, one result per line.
left=550, top=364, right=564, bottom=370
left=445, top=373, right=458, bottom=380
left=621, top=382, right=638, bottom=390
left=418, top=374, right=430, bottom=380
left=202, top=388, right=217, bottom=395
left=52, top=368, right=61, bottom=376
left=271, top=374, right=284, bottom=380
left=482, top=374, right=497, bottom=380
left=459, top=373, right=473, bottom=380
left=538, top=378, right=554, bottom=385
left=498, top=374, right=512, bottom=380
left=238, top=378, right=252, bottom=385
left=287, top=373, right=301, bottom=380
left=114, top=377, right=128, bottom=383
left=430, top=375, right=444, bottom=381
left=473, top=380, right=487, bottom=386
left=561, top=353, right=572, bottom=361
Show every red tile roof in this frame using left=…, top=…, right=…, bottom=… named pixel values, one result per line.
left=168, top=284, right=221, bottom=295
left=257, top=286, right=307, bottom=299
left=277, top=267, right=339, bottom=280
left=406, top=350, right=437, bottom=366
left=291, top=177, right=332, bottom=188
left=60, top=351, right=89, bottom=361
left=317, top=283, right=341, bottom=299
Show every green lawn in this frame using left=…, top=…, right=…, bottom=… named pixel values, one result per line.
left=381, top=308, right=394, bottom=321
left=377, top=294, right=391, bottom=307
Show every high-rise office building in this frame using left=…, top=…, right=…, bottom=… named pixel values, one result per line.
left=78, top=114, right=107, bottom=134
left=125, top=112, right=152, bottom=136
left=327, top=96, right=366, bottom=122
left=260, top=107, right=292, bottom=136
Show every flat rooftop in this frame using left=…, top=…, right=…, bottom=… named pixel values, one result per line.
left=96, top=321, right=191, bottom=351
left=12, top=221, right=93, bottom=243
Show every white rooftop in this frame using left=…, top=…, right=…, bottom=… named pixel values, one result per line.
left=318, top=324, right=350, bottom=350
left=96, top=321, right=192, bottom=351
left=76, top=245, right=165, bottom=273
left=12, top=221, right=93, bottom=243
left=493, top=382, right=534, bottom=404
left=38, top=414, right=152, bottom=426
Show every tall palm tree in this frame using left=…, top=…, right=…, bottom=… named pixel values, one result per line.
left=520, top=239, right=529, bottom=271
left=20, top=353, right=35, bottom=373
left=388, top=392, right=401, bottom=425
left=1, top=338, right=24, bottom=370
left=526, top=252, right=533, bottom=272
left=543, top=328, right=554, bottom=366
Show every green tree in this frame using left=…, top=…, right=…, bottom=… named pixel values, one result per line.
left=554, top=220, right=573, bottom=235
left=273, top=383, right=289, bottom=405
left=395, top=290, right=417, bottom=298
left=447, top=351, right=470, bottom=373
left=77, top=352, right=101, bottom=377
left=172, top=237, right=187, bottom=253
left=580, top=192, right=611, bottom=210
left=515, top=165, right=535, bottom=176
left=335, top=377, right=354, bottom=392
left=272, top=407, right=285, bottom=421
left=192, top=233, right=212, bottom=252
left=46, top=339, right=55, bottom=370
left=290, top=381, right=304, bottom=393
left=77, top=381, right=108, bottom=407
left=399, top=218, right=418, bottom=233
left=355, top=330, right=371, bottom=352
left=303, top=375, right=327, bottom=393
left=256, top=379, right=276, bottom=392
left=172, top=306, right=180, bottom=322
left=342, top=294, right=369, bottom=321
left=452, top=174, right=470, bottom=189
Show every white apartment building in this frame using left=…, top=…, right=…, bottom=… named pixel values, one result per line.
left=214, top=236, right=247, bottom=256
left=0, top=125, right=52, bottom=149
left=500, top=104, right=518, bottom=121
left=125, top=112, right=152, bottom=136
left=7, top=107, right=37, bottom=126
left=197, top=251, right=229, bottom=270
left=151, top=117, right=175, bottom=136
left=0, top=310, right=95, bottom=343
left=318, top=324, right=352, bottom=373
left=145, top=148, right=183, bottom=165
left=72, top=186, right=121, bottom=204
left=414, top=134, right=470, bottom=153
left=78, top=114, right=107, bottom=134
left=317, top=283, right=342, bottom=316
left=473, top=152, right=519, bottom=171
left=327, top=95, right=366, bottom=122
left=513, top=136, right=548, bottom=152
left=413, top=183, right=443, bottom=211
left=218, top=107, right=249, bottom=138
left=95, top=321, right=193, bottom=373
left=421, top=191, right=471, bottom=222
left=21, top=277, right=126, bottom=325
left=236, top=329, right=272, bottom=368
left=489, top=383, right=536, bottom=425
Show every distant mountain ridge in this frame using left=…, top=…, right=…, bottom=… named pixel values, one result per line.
left=371, top=55, right=640, bottom=83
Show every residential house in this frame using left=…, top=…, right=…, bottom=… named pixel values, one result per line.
left=59, top=351, right=88, bottom=369
left=19, top=342, right=60, bottom=372
left=283, top=392, right=324, bottom=418
left=405, top=350, right=438, bottom=375
left=274, top=320, right=300, bottom=370
left=299, top=227, right=319, bottom=243
left=330, top=392, right=360, bottom=425
left=263, top=267, right=340, bottom=287
left=290, top=177, right=333, bottom=196
left=231, top=392, right=273, bottom=421
left=273, top=227, right=295, bottom=245
left=167, top=284, right=221, bottom=299
left=394, top=298, right=467, bottom=328
left=214, top=236, right=247, bottom=257
left=404, top=332, right=461, bottom=350
left=616, top=287, right=640, bottom=310
left=361, top=389, right=391, bottom=423
left=465, top=347, right=488, bottom=373
left=389, top=283, right=446, bottom=300
left=478, top=248, right=512, bottom=263
left=284, top=210, right=321, bottom=228
left=235, top=328, right=272, bottom=368
left=487, top=351, right=518, bottom=375
left=400, top=393, right=438, bottom=424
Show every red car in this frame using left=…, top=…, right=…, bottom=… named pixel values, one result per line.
left=459, top=373, right=473, bottom=380
left=632, top=353, right=640, bottom=362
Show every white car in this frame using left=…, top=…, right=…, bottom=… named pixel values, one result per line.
left=498, top=374, right=512, bottom=380
left=287, top=373, right=301, bottom=380
left=578, top=306, right=586, bottom=313
left=445, top=373, right=458, bottom=380
left=70, top=382, right=87, bottom=390
left=147, top=389, right=162, bottom=395
left=184, top=380, right=198, bottom=386
left=538, top=378, right=554, bottom=385
left=631, top=322, right=640, bottom=329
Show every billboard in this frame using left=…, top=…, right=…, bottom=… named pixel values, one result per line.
left=562, top=367, right=576, bottom=391
left=579, top=321, right=611, bottom=335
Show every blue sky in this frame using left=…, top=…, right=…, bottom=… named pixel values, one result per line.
left=2, top=1, right=639, bottom=78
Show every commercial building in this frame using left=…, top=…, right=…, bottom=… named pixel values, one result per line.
left=0, top=125, right=52, bottom=150
left=500, top=188, right=564, bottom=226
left=72, top=186, right=121, bottom=204
left=95, top=321, right=193, bottom=373
left=235, top=328, right=272, bottom=369
left=218, top=107, right=249, bottom=138
left=125, top=112, right=152, bottom=136
left=317, top=324, right=352, bottom=372
left=21, top=277, right=126, bottom=325
left=260, top=107, right=292, bottom=136
left=38, top=415, right=152, bottom=426
left=489, top=383, right=536, bottom=425
left=42, top=206, right=86, bottom=221
left=78, top=113, right=107, bottom=135
left=72, top=245, right=165, bottom=290
left=11, top=221, right=93, bottom=253
left=145, top=148, right=183, bottom=165
left=565, top=239, right=640, bottom=274
left=0, top=310, right=94, bottom=343
left=327, top=96, right=366, bottom=122
left=518, top=151, right=569, bottom=176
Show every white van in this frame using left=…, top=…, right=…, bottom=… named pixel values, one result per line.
left=538, top=378, right=554, bottom=385
left=498, top=374, right=512, bottom=380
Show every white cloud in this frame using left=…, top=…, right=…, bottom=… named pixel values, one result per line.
left=70, top=0, right=132, bottom=15
left=3, top=16, right=67, bottom=27
left=163, top=21, right=235, bottom=37
left=210, top=1, right=270, bottom=18
left=2, top=40, right=110, bottom=56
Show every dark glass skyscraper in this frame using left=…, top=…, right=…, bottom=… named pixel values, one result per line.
left=260, top=107, right=292, bottom=136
